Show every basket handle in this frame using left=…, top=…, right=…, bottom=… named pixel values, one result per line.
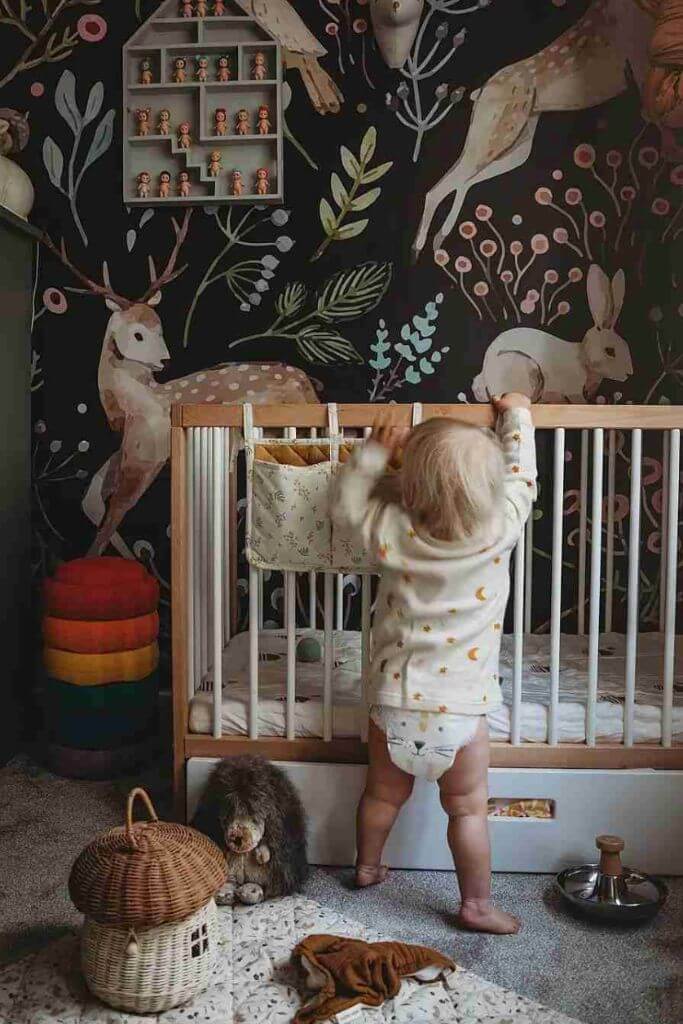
left=125, top=787, right=159, bottom=848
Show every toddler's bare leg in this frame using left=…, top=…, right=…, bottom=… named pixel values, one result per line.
left=355, top=720, right=414, bottom=887
left=438, top=718, right=520, bottom=934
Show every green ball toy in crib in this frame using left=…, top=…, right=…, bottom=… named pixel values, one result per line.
left=296, top=637, right=322, bottom=663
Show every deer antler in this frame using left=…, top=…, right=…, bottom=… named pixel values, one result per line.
left=40, top=232, right=133, bottom=310
left=136, top=208, right=193, bottom=305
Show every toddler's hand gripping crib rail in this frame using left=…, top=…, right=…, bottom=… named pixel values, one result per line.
left=171, top=403, right=683, bottom=860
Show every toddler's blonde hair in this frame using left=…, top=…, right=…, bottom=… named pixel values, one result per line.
left=400, top=417, right=505, bottom=542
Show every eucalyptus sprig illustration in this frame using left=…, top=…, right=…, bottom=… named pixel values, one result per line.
left=312, top=126, right=392, bottom=261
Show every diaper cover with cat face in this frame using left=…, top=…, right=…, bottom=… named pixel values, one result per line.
left=370, top=706, right=482, bottom=781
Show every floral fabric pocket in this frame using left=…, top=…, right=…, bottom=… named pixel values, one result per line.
left=247, top=459, right=333, bottom=571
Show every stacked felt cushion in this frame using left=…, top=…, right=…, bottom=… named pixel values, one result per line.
left=42, top=558, right=160, bottom=751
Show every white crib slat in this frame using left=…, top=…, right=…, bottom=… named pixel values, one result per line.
left=200, top=427, right=209, bottom=677
left=309, top=427, right=317, bottom=628
left=624, top=429, right=642, bottom=748
left=524, top=513, right=533, bottom=633
left=192, top=429, right=201, bottom=688
left=207, top=427, right=214, bottom=677
left=249, top=565, right=259, bottom=739
left=211, top=428, right=224, bottom=739
left=662, top=429, right=680, bottom=747
left=361, top=574, right=372, bottom=745
left=605, top=430, right=616, bottom=632
left=587, top=428, right=604, bottom=747
left=186, top=428, right=195, bottom=700
left=549, top=428, right=565, bottom=746
left=660, top=431, right=669, bottom=631
left=578, top=429, right=589, bottom=635
left=336, top=574, right=344, bottom=631
left=286, top=570, right=296, bottom=741
left=323, top=573, right=334, bottom=742
left=511, top=532, right=525, bottom=746
left=223, top=428, right=231, bottom=640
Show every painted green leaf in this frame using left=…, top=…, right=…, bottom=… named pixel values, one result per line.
left=330, top=172, right=348, bottom=209
left=55, top=69, right=81, bottom=134
left=360, top=125, right=377, bottom=164
left=405, top=366, right=421, bottom=385
left=297, top=326, right=363, bottom=364
left=419, top=357, right=435, bottom=375
left=340, top=145, right=360, bottom=180
left=319, top=197, right=337, bottom=235
left=42, top=136, right=64, bottom=190
left=334, top=218, right=369, bottom=241
left=276, top=281, right=307, bottom=319
left=82, top=108, right=115, bottom=172
left=84, top=81, right=104, bottom=125
left=316, top=262, right=392, bottom=323
left=349, top=187, right=381, bottom=213
left=360, top=161, right=393, bottom=185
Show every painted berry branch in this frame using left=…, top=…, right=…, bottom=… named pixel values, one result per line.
left=0, top=0, right=101, bottom=91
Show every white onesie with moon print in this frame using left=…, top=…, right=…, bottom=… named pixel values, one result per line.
left=332, top=409, right=537, bottom=780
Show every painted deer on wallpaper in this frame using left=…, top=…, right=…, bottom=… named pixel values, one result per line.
left=412, top=0, right=658, bottom=259
left=44, top=213, right=319, bottom=558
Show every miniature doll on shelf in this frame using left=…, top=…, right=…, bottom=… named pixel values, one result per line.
left=196, top=56, right=209, bottom=82
left=235, top=108, right=250, bottom=135
left=196, top=0, right=208, bottom=16
left=178, top=121, right=192, bottom=149
left=178, top=171, right=191, bottom=198
left=158, top=170, right=172, bottom=198
left=158, top=109, right=171, bottom=136
left=208, top=150, right=222, bottom=177
left=139, top=58, right=154, bottom=85
left=257, top=105, right=271, bottom=135
left=231, top=169, right=244, bottom=196
left=136, top=171, right=151, bottom=199
left=216, top=55, right=231, bottom=82
left=252, top=51, right=267, bottom=80
left=135, top=108, right=152, bottom=136
left=214, top=108, right=228, bottom=136
left=181, top=0, right=193, bottom=16
left=172, top=57, right=187, bottom=83
left=255, top=167, right=269, bottom=195
left=214, top=0, right=226, bottom=13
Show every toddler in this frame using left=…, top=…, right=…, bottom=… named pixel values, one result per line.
left=332, top=393, right=537, bottom=934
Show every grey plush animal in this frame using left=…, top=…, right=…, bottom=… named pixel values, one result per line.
left=191, top=755, right=309, bottom=905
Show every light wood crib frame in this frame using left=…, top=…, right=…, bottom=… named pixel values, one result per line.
left=171, top=402, right=683, bottom=871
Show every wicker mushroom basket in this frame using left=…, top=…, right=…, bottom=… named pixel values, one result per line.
left=69, top=787, right=227, bottom=1014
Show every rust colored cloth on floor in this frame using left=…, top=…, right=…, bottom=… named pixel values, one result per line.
left=291, top=934, right=455, bottom=1024
left=43, top=612, right=159, bottom=653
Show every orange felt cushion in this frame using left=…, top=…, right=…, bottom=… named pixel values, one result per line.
left=54, top=556, right=149, bottom=586
left=44, top=573, right=159, bottom=621
left=42, top=612, right=159, bottom=653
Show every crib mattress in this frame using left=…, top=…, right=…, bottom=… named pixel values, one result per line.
left=188, top=629, right=683, bottom=744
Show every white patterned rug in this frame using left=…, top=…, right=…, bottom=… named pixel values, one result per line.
left=0, top=896, right=583, bottom=1024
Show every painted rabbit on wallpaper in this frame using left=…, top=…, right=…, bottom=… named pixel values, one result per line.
left=471, top=265, right=633, bottom=403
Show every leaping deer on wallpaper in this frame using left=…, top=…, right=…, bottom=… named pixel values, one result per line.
left=43, top=212, right=319, bottom=558
left=412, top=0, right=658, bottom=260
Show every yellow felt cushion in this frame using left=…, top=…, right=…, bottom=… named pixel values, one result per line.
left=43, top=642, right=159, bottom=686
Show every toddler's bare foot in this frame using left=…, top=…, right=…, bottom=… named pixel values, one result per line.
left=355, top=863, right=389, bottom=888
left=456, top=899, right=520, bottom=934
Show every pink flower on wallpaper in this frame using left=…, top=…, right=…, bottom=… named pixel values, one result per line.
left=606, top=150, right=622, bottom=168
left=638, top=146, right=659, bottom=168
left=459, top=221, right=477, bottom=239
left=473, top=281, right=489, bottom=296
left=77, top=14, right=107, bottom=42
left=501, top=269, right=513, bottom=283
left=455, top=256, right=472, bottom=272
left=556, top=300, right=570, bottom=315
left=670, top=165, right=683, bottom=186
left=535, top=187, right=553, bottom=205
left=531, top=233, right=549, bottom=253
left=510, top=240, right=523, bottom=255
left=652, top=197, right=670, bottom=216
left=520, top=298, right=536, bottom=314
left=552, top=169, right=564, bottom=180
left=475, top=204, right=493, bottom=221
left=589, top=210, right=606, bottom=228
left=30, top=82, right=44, bottom=97
left=325, top=22, right=339, bottom=36
left=553, top=227, right=569, bottom=244
left=43, top=288, right=67, bottom=314
left=647, top=531, right=661, bottom=554
left=564, top=490, right=580, bottom=516
left=565, top=187, right=582, bottom=206
left=434, top=249, right=450, bottom=266
left=574, top=144, right=596, bottom=168
left=642, top=457, right=663, bottom=486
left=353, top=18, right=368, bottom=33
left=620, top=185, right=636, bottom=202
left=568, top=267, right=583, bottom=282
left=527, top=288, right=540, bottom=302
left=544, top=269, right=559, bottom=283
left=480, top=239, right=497, bottom=257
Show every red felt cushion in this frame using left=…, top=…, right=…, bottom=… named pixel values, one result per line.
left=43, top=611, right=159, bottom=653
left=54, top=557, right=149, bottom=587
left=44, top=574, right=159, bottom=621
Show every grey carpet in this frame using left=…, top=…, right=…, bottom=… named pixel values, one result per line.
left=1, top=753, right=681, bottom=1024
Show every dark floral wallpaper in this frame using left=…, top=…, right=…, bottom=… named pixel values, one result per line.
left=1, top=0, right=681, bottom=644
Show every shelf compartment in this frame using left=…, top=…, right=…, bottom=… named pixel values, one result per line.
left=202, top=16, right=269, bottom=45
left=163, top=45, right=238, bottom=85
left=128, top=51, right=162, bottom=87
left=240, top=42, right=277, bottom=82
left=127, top=88, right=197, bottom=139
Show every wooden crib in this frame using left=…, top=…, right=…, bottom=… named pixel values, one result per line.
left=171, top=403, right=683, bottom=873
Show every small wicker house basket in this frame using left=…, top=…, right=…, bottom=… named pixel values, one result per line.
left=69, top=787, right=227, bottom=1013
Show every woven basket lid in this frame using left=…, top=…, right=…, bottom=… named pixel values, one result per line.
left=69, top=788, right=227, bottom=928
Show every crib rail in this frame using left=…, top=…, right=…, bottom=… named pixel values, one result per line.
left=171, top=403, right=683, bottom=813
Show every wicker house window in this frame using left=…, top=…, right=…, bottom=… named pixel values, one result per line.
left=190, top=923, right=209, bottom=959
